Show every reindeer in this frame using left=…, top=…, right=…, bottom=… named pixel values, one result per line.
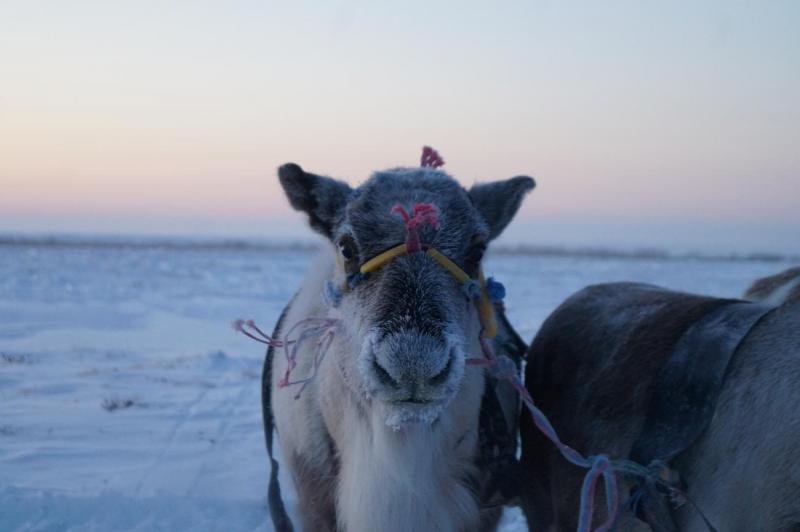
left=744, top=266, right=800, bottom=306
left=518, top=281, right=800, bottom=531
left=261, top=154, right=535, bottom=532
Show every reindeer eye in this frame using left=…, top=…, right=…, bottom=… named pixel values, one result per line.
left=339, top=241, right=354, bottom=260
left=469, top=244, right=486, bottom=264
left=466, top=239, right=487, bottom=275
left=337, top=235, right=360, bottom=274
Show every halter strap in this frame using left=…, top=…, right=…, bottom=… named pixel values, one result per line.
left=359, top=243, right=409, bottom=273
left=359, top=243, right=498, bottom=338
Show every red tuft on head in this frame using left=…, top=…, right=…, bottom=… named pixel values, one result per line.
left=421, top=146, right=445, bottom=168
left=392, top=202, right=439, bottom=253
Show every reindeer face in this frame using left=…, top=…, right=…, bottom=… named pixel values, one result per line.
left=279, top=163, right=534, bottom=427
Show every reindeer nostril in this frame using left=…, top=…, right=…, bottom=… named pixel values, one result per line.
left=429, top=355, right=453, bottom=386
left=372, top=359, right=399, bottom=388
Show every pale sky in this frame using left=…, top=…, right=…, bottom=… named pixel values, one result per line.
left=1, top=1, right=798, bottom=253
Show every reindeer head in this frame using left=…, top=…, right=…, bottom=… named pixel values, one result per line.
left=278, top=161, right=534, bottom=427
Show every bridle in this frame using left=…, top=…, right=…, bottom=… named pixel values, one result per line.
left=328, top=231, right=500, bottom=340
left=323, top=145, right=500, bottom=339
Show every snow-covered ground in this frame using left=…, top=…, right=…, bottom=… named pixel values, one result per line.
left=0, top=239, right=793, bottom=531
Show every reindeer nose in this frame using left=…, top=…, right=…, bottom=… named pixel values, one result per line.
left=371, top=354, right=453, bottom=390
left=369, top=332, right=455, bottom=394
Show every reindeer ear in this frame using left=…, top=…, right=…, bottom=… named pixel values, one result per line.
left=469, top=176, right=536, bottom=240
left=278, top=163, right=352, bottom=238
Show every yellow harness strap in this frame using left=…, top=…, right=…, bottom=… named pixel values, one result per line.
left=359, top=243, right=409, bottom=274
left=359, top=244, right=498, bottom=338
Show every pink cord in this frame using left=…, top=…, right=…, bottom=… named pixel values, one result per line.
left=468, top=332, right=618, bottom=532
left=421, top=146, right=445, bottom=168
left=231, top=319, right=288, bottom=347
left=391, top=203, right=440, bottom=253
left=233, top=317, right=339, bottom=399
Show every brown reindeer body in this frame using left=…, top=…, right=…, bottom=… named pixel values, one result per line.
left=519, top=282, right=800, bottom=531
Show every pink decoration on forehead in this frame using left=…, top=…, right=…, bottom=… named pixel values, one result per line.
left=420, top=145, right=445, bottom=168
left=391, top=203, right=440, bottom=253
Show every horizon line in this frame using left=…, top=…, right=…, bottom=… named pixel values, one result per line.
left=1, top=231, right=796, bottom=265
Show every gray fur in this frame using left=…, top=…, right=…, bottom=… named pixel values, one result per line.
left=278, top=163, right=352, bottom=238
left=272, top=164, right=535, bottom=531
left=469, top=176, right=536, bottom=240
left=744, top=266, right=800, bottom=306
left=519, top=282, right=800, bottom=531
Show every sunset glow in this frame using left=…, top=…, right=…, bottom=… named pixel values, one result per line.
left=1, top=1, right=798, bottom=252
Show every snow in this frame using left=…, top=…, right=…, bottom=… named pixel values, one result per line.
left=0, top=239, right=791, bottom=531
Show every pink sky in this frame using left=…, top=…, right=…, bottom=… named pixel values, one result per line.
left=1, top=2, right=798, bottom=253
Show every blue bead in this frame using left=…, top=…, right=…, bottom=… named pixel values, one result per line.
left=486, top=277, right=506, bottom=302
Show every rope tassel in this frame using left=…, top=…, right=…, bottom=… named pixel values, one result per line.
left=467, top=333, right=620, bottom=532
left=391, top=203, right=439, bottom=253
left=233, top=317, right=339, bottom=399
left=420, top=145, right=445, bottom=168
